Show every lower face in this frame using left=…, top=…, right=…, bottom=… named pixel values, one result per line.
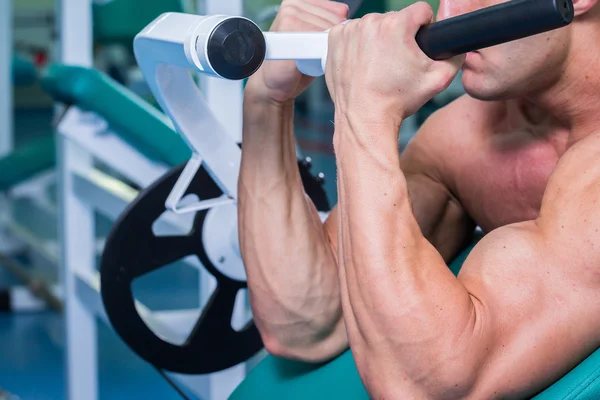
left=458, top=30, right=571, bottom=101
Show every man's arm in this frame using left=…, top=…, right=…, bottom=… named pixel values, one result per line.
left=325, top=106, right=475, bottom=264
left=332, top=106, right=600, bottom=399
left=240, top=92, right=473, bottom=361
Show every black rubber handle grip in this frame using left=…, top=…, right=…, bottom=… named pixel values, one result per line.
left=416, top=0, right=574, bottom=60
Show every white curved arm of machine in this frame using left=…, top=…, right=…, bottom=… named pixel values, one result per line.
left=133, top=13, right=329, bottom=214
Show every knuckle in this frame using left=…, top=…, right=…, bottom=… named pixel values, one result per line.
left=381, top=12, right=401, bottom=29
left=277, top=6, right=302, bottom=26
left=362, top=12, right=380, bottom=24
left=360, top=13, right=382, bottom=33
left=330, top=1, right=350, bottom=16
left=280, top=3, right=299, bottom=17
left=279, top=0, right=296, bottom=10
left=330, top=23, right=344, bottom=37
left=284, top=14, right=303, bottom=28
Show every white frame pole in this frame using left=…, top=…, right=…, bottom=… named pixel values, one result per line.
left=56, top=0, right=97, bottom=399
left=201, top=0, right=248, bottom=397
left=203, top=0, right=245, bottom=144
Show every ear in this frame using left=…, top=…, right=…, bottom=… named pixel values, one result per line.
left=572, top=0, right=599, bottom=17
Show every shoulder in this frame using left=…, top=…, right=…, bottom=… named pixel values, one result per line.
left=541, top=132, right=600, bottom=232
left=401, top=95, right=502, bottom=181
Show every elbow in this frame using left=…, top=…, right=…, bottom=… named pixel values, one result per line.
left=372, top=363, right=480, bottom=400
left=260, top=329, right=347, bottom=364
left=420, top=354, right=483, bottom=399
left=429, top=366, right=480, bottom=400
left=261, top=334, right=303, bottom=359
left=360, top=339, right=484, bottom=400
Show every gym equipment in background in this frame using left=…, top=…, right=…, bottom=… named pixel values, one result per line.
left=11, top=55, right=37, bottom=87
left=99, top=0, right=575, bottom=379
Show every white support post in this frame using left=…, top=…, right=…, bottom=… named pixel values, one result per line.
left=56, top=0, right=96, bottom=399
left=195, top=0, right=249, bottom=398
left=59, top=132, right=97, bottom=400
left=0, top=0, right=12, bottom=158
left=202, top=0, right=245, bottom=144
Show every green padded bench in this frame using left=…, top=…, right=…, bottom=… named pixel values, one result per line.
left=0, top=135, right=55, bottom=191
left=93, top=0, right=185, bottom=46
left=12, top=55, right=37, bottom=87
left=231, top=237, right=600, bottom=399
left=40, top=64, right=191, bottom=168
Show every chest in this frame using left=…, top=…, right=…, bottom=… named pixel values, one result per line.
left=454, top=130, right=564, bottom=233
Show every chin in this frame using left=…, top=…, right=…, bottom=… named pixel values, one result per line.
left=461, top=69, right=514, bottom=101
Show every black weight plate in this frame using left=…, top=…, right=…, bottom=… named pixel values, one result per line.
left=101, top=163, right=261, bottom=374
left=101, top=159, right=330, bottom=374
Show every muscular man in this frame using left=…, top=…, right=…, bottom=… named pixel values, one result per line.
left=238, top=0, right=600, bottom=397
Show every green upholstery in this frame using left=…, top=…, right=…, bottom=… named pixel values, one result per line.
left=0, top=134, right=55, bottom=191
left=231, top=236, right=600, bottom=399
left=534, top=351, right=600, bottom=399
left=93, top=0, right=185, bottom=45
left=12, top=55, right=37, bottom=86
left=354, top=0, right=387, bottom=17
left=40, top=64, right=191, bottom=167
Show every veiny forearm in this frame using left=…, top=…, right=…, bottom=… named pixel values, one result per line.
left=334, top=119, right=484, bottom=398
left=238, top=91, right=346, bottom=360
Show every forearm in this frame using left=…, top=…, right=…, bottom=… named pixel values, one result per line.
left=334, top=118, right=483, bottom=397
left=238, top=89, right=346, bottom=360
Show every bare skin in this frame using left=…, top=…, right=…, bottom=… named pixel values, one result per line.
left=238, top=0, right=600, bottom=398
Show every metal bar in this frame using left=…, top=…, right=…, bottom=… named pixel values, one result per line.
left=57, top=2, right=96, bottom=398
left=203, top=0, right=244, bottom=144
left=201, top=1, right=248, bottom=397
left=58, top=108, right=169, bottom=189
left=58, top=132, right=98, bottom=400
left=0, top=251, right=63, bottom=311
left=72, top=169, right=203, bottom=238
left=10, top=285, right=54, bottom=312
left=57, top=0, right=93, bottom=66
left=3, top=209, right=59, bottom=265
left=55, top=0, right=96, bottom=396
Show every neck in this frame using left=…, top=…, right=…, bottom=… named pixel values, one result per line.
left=524, top=19, right=600, bottom=143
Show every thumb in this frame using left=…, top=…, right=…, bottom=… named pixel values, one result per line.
left=432, top=53, right=464, bottom=92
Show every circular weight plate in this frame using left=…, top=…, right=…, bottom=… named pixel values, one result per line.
left=100, top=158, right=331, bottom=374
left=101, top=164, right=262, bottom=374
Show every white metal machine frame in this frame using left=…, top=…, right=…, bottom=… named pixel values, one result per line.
left=133, top=12, right=333, bottom=221
left=59, top=0, right=256, bottom=399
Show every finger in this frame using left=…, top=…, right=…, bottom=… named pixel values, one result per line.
left=303, top=0, right=350, bottom=19
left=295, top=0, right=348, bottom=26
left=431, top=54, right=465, bottom=91
left=273, top=6, right=334, bottom=32
left=288, top=15, right=336, bottom=32
left=297, top=8, right=343, bottom=30
left=403, top=1, right=434, bottom=35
